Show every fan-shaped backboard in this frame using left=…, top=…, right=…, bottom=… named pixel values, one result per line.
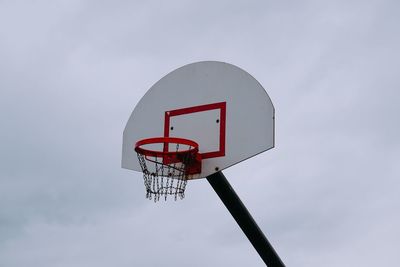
left=122, top=61, right=274, bottom=179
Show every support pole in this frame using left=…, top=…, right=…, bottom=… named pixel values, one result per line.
left=206, top=171, right=285, bottom=267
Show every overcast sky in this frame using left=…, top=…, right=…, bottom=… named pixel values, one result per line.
left=1, top=0, right=399, bottom=266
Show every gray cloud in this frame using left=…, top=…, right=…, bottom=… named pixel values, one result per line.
left=1, top=0, right=399, bottom=266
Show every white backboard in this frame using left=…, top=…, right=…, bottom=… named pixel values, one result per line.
left=122, top=61, right=274, bottom=179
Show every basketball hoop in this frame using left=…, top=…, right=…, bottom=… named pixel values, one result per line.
left=134, top=137, right=202, bottom=201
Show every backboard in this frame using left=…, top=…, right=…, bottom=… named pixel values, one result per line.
left=122, top=61, right=274, bottom=179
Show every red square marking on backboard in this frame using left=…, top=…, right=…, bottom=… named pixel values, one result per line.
left=164, top=102, right=226, bottom=159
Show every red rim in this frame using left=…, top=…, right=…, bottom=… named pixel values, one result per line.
left=135, top=137, right=199, bottom=158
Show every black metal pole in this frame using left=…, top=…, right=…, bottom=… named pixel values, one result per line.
left=206, top=171, right=285, bottom=267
